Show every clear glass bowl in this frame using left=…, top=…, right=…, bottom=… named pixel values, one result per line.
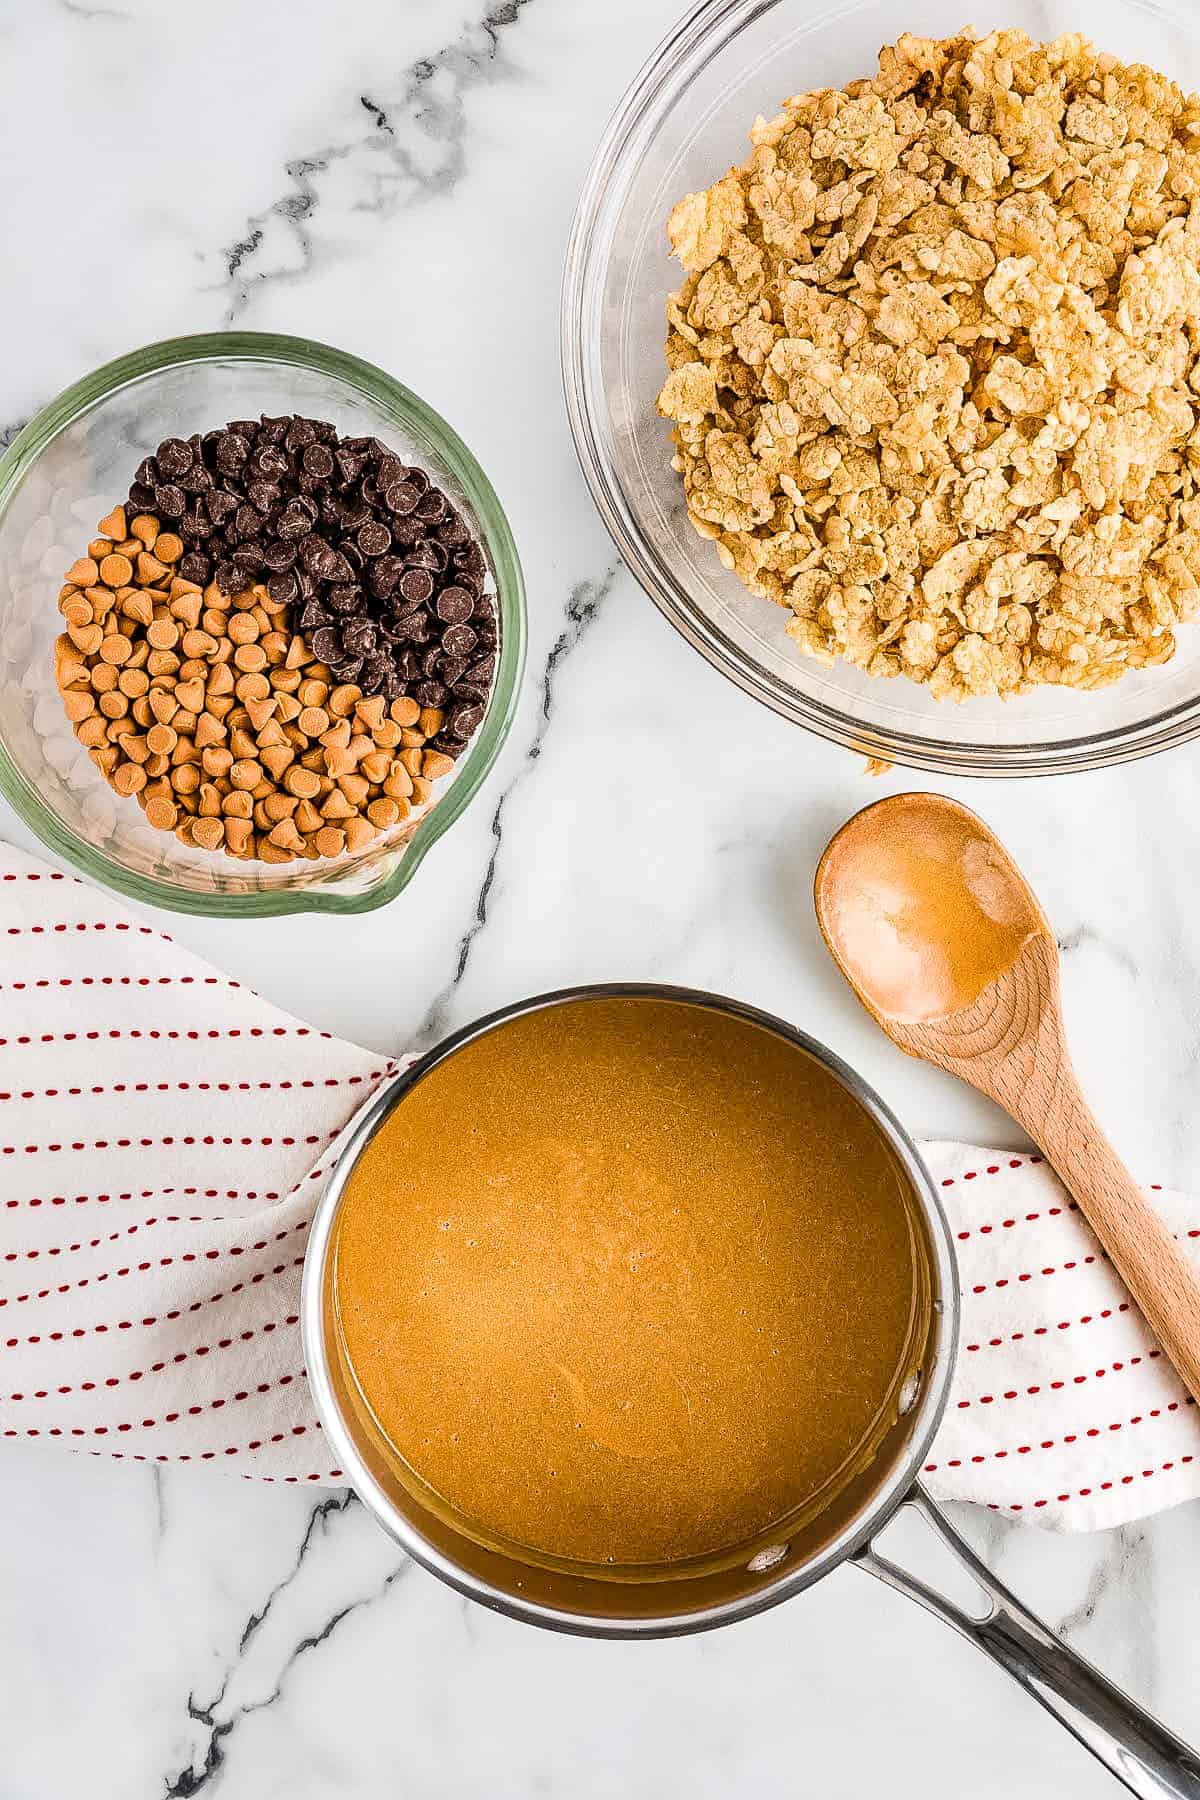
left=563, top=0, right=1200, bottom=776
left=0, top=333, right=525, bottom=913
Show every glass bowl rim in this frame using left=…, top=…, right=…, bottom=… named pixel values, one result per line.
left=560, top=0, right=1200, bottom=777
left=0, top=330, right=526, bottom=914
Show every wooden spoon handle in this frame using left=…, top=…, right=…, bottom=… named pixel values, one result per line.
left=1012, top=1075, right=1200, bottom=1405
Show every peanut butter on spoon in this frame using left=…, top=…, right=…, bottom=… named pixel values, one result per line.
left=815, top=792, right=1200, bottom=1406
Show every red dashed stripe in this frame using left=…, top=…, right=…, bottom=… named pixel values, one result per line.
left=966, top=1252, right=1105, bottom=1296
left=2, top=1312, right=301, bottom=1401
left=2, top=1368, right=306, bottom=1436
left=953, top=1350, right=1160, bottom=1410
left=987, top=1455, right=1197, bottom=1513
left=0, top=1071, right=386, bottom=1103
left=924, top=1395, right=1194, bottom=1473
left=956, top=1201, right=1077, bottom=1240
left=0, top=1222, right=309, bottom=1307
left=42, top=1422, right=327, bottom=1465
left=4, top=921, right=176, bottom=944
left=964, top=1302, right=1133, bottom=1353
left=0, top=1026, right=333, bottom=1048
left=1, top=1254, right=307, bottom=1346
left=940, top=1156, right=1043, bottom=1186
left=9, top=1186, right=303, bottom=1211
left=0, top=975, right=241, bottom=993
left=0, top=1129, right=339, bottom=1158
left=0, top=872, right=73, bottom=882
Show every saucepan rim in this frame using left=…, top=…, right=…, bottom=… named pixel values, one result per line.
left=300, top=982, right=961, bottom=1637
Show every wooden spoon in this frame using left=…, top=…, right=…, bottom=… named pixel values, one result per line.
left=814, top=791, right=1200, bottom=1404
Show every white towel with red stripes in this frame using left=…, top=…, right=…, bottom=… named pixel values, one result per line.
left=1, top=843, right=1197, bottom=1529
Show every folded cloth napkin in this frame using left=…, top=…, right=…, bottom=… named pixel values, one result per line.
left=1, top=843, right=1197, bottom=1527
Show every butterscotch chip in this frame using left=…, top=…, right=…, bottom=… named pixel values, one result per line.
left=144, top=751, right=170, bottom=778
left=99, top=553, right=133, bottom=588
left=367, top=796, right=400, bottom=829
left=372, top=720, right=402, bottom=750
left=145, top=722, right=178, bottom=756
left=230, top=757, right=263, bottom=791
left=153, top=533, right=183, bottom=564
left=390, top=696, right=420, bottom=727
left=235, top=671, right=270, bottom=703
left=202, top=746, right=234, bottom=777
left=173, top=678, right=205, bottom=713
left=131, top=696, right=154, bottom=728
left=298, top=705, right=329, bottom=738
left=222, top=789, right=255, bottom=820
left=315, top=825, right=346, bottom=857
left=338, top=773, right=370, bottom=807
left=89, top=662, right=117, bottom=694
left=99, top=632, right=132, bottom=666
left=358, top=749, right=390, bottom=784
left=99, top=692, right=129, bottom=721
left=144, top=796, right=177, bottom=832
left=112, top=762, right=146, bottom=796
left=258, top=839, right=294, bottom=864
left=344, top=815, right=378, bottom=852
left=66, top=557, right=99, bottom=588
left=98, top=505, right=127, bottom=540
left=136, top=552, right=169, bottom=586
left=68, top=621, right=103, bottom=655
left=298, top=677, right=329, bottom=708
left=171, top=764, right=201, bottom=795
left=323, top=745, right=357, bottom=778
left=423, top=751, right=456, bottom=781
left=118, top=667, right=149, bottom=698
left=328, top=683, right=363, bottom=718
left=284, top=765, right=322, bottom=800
left=399, top=728, right=425, bottom=750
left=321, top=789, right=355, bottom=821
left=171, top=592, right=203, bottom=630
left=121, top=590, right=154, bottom=628
left=61, top=596, right=94, bottom=629
left=383, top=762, right=414, bottom=799
left=181, top=629, right=218, bottom=659
left=259, top=744, right=295, bottom=780
left=228, top=611, right=259, bottom=645
left=147, top=649, right=180, bottom=677
left=418, top=707, right=444, bottom=738
left=223, top=817, right=253, bottom=854
left=234, top=642, right=267, bottom=673
left=90, top=745, right=120, bottom=777
left=355, top=695, right=386, bottom=732
left=191, top=816, right=225, bottom=851
left=61, top=689, right=96, bottom=723
left=75, top=716, right=109, bottom=748
left=130, top=515, right=160, bottom=546
left=294, top=797, right=323, bottom=834
left=410, top=776, right=432, bottom=806
left=194, top=712, right=227, bottom=750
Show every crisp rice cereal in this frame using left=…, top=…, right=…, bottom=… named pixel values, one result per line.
left=656, top=29, right=1200, bottom=698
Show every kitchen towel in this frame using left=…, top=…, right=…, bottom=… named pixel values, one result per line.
left=0, top=842, right=1197, bottom=1529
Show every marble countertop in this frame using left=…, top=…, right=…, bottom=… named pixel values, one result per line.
left=3, top=1, right=1200, bottom=1794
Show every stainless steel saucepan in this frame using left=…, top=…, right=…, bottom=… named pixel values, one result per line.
left=301, top=985, right=1200, bottom=1798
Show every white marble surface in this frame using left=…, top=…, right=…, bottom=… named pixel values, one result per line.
left=2, top=0, right=1200, bottom=1794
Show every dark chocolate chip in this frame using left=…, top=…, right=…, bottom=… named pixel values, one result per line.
left=153, top=484, right=185, bottom=519
left=261, top=538, right=298, bottom=572
left=357, top=521, right=391, bottom=557
left=438, top=655, right=469, bottom=688
left=178, top=551, right=212, bottom=585
left=436, top=585, right=474, bottom=625
left=247, top=479, right=280, bottom=514
left=310, top=627, right=342, bottom=663
left=284, top=418, right=317, bottom=452
left=399, top=568, right=435, bottom=606
left=214, top=432, right=250, bottom=475
left=327, top=585, right=364, bottom=615
left=441, top=622, right=477, bottom=658
left=268, top=572, right=299, bottom=605
left=302, top=443, right=334, bottom=479
left=128, top=482, right=156, bottom=513
left=233, top=504, right=262, bottom=542
left=414, top=680, right=447, bottom=708
left=385, top=482, right=420, bottom=516
left=276, top=500, right=314, bottom=540
left=449, top=702, right=485, bottom=739
left=214, top=559, right=250, bottom=595
left=155, top=437, right=193, bottom=479
left=206, top=489, right=238, bottom=527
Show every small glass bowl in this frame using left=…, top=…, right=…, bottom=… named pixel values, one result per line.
left=0, top=333, right=525, bottom=913
left=563, top=0, right=1200, bottom=776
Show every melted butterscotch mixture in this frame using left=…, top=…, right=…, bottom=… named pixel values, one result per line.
left=331, top=997, right=927, bottom=1568
left=818, top=795, right=1047, bottom=1023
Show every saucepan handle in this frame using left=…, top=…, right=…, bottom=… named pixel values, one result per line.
left=854, top=1484, right=1200, bottom=1798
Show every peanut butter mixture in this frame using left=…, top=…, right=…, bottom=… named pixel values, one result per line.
left=817, top=795, right=1047, bottom=1022
left=330, top=996, right=928, bottom=1568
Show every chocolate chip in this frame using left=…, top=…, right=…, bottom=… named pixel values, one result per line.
left=154, top=484, right=186, bottom=519
left=449, top=702, right=485, bottom=738
left=206, top=489, right=238, bottom=528
left=302, top=443, right=334, bottom=479
left=327, top=585, right=364, bottom=615
left=438, top=655, right=469, bottom=688
left=248, top=479, right=280, bottom=514
left=398, top=568, right=434, bottom=606
left=385, top=482, right=419, bottom=516
left=276, top=500, right=314, bottom=540
left=214, top=432, right=250, bottom=475
left=341, top=619, right=377, bottom=656
left=261, top=538, right=298, bottom=572
left=413, top=680, right=446, bottom=708
left=178, top=551, right=211, bottom=585
left=181, top=506, right=212, bottom=540
left=441, top=622, right=477, bottom=658
left=436, top=585, right=474, bottom=624
left=232, top=543, right=265, bottom=572
left=214, top=559, right=250, bottom=596
left=268, top=571, right=299, bottom=605
left=128, top=482, right=156, bottom=513
left=253, top=445, right=289, bottom=480
left=233, top=504, right=262, bottom=542
left=155, top=438, right=193, bottom=479
left=357, top=521, right=391, bottom=557
left=284, top=418, right=317, bottom=452
left=135, top=456, right=160, bottom=489
left=299, top=599, right=329, bottom=631
left=310, top=627, right=342, bottom=662
left=335, top=449, right=364, bottom=486
left=416, top=488, right=448, bottom=523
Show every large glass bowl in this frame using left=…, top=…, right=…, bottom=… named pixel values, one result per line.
left=563, top=0, right=1200, bottom=776
left=0, top=333, right=525, bottom=913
